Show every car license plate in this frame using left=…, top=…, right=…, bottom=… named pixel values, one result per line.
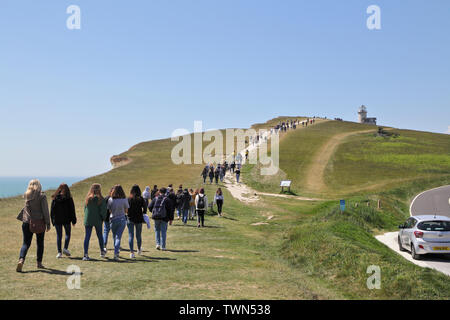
left=433, top=247, right=450, bottom=251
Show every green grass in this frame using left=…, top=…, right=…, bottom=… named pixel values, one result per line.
left=326, top=129, right=450, bottom=192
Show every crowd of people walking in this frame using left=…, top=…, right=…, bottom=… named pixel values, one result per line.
left=15, top=118, right=314, bottom=272
left=15, top=179, right=225, bottom=272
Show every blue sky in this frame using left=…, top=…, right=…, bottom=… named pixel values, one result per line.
left=0, top=0, right=449, bottom=177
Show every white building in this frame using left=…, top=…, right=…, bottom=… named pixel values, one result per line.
left=358, top=105, right=377, bottom=125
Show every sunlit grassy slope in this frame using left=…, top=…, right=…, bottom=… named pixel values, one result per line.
left=243, top=119, right=450, bottom=198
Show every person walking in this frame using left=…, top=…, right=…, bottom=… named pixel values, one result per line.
left=181, top=188, right=191, bottom=225
left=235, top=167, right=241, bottom=183
left=107, top=185, right=129, bottom=260
left=127, top=185, right=146, bottom=258
left=50, top=184, right=77, bottom=259
left=102, top=187, right=114, bottom=254
left=142, top=186, right=151, bottom=209
left=214, top=165, right=220, bottom=185
left=208, top=167, right=214, bottom=184
left=16, top=179, right=51, bottom=272
left=188, top=188, right=196, bottom=220
left=219, top=165, right=225, bottom=183
left=148, top=187, right=173, bottom=251
left=175, top=185, right=184, bottom=220
left=150, top=185, right=158, bottom=200
left=83, top=183, right=107, bottom=261
left=201, top=166, right=208, bottom=184
left=195, top=188, right=208, bottom=228
left=230, top=161, right=235, bottom=173
left=214, top=188, right=224, bottom=217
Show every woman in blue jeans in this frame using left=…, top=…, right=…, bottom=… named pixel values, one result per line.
left=127, top=185, right=146, bottom=258
left=102, top=187, right=114, bottom=253
left=148, top=187, right=174, bottom=250
left=107, top=185, right=129, bottom=260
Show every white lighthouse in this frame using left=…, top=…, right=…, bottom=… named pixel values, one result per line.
left=358, top=105, right=377, bottom=125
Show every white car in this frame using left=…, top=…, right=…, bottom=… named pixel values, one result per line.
left=398, top=215, right=450, bottom=260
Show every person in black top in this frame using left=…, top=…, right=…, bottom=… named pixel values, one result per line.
left=150, top=185, right=158, bottom=200
left=175, top=185, right=184, bottom=220
left=214, top=166, right=220, bottom=184
left=208, top=167, right=214, bottom=184
left=201, top=166, right=208, bottom=184
left=127, top=185, right=147, bottom=258
left=230, top=161, right=236, bottom=173
left=181, top=189, right=191, bottom=225
left=51, top=184, right=77, bottom=259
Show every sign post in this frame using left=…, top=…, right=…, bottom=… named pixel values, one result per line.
left=280, top=180, right=292, bottom=193
left=340, top=200, right=346, bottom=212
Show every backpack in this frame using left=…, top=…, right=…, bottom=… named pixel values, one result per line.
left=151, top=195, right=167, bottom=220
left=197, top=195, right=206, bottom=210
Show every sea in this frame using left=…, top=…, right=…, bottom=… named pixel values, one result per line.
left=0, top=177, right=84, bottom=199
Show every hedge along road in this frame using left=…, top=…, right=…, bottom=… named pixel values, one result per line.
left=376, top=185, right=450, bottom=277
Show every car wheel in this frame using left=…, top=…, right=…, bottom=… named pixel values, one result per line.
left=398, top=236, right=406, bottom=252
left=411, top=244, right=422, bottom=260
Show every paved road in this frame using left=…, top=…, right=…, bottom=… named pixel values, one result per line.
left=376, top=185, right=450, bottom=277
left=376, top=232, right=450, bottom=277
left=410, top=185, right=450, bottom=218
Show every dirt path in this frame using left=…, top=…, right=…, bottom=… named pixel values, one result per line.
left=223, top=125, right=320, bottom=203
left=304, top=129, right=376, bottom=194
left=223, top=173, right=319, bottom=203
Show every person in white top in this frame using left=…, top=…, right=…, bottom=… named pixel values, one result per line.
left=214, top=188, right=224, bottom=217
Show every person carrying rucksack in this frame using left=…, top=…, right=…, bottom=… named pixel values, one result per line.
left=148, top=187, right=173, bottom=251
left=195, top=188, right=208, bottom=228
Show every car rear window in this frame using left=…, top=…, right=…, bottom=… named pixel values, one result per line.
left=417, top=221, right=450, bottom=231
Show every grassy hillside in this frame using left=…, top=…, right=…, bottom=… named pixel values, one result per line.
left=1, top=117, right=450, bottom=300
left=243, top=119, right=450, bottom=198
left=326, top=129, right=450, bottom=192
